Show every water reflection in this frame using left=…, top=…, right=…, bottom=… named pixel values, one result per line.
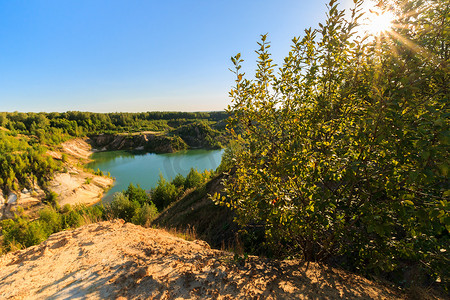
left=88, top=150, right=136, bottom=165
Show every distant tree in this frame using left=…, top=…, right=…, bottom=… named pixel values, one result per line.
left=0, top=112, right=7, bottom=127
left=184, top=168, right=203, bottom=189
left=151, top=175, right=178, bottom=211
left=172, top=174, right=186, bottom=189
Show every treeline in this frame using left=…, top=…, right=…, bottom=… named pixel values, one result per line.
left=0, top=169, right=213, bottom=254
left=0, top=111, right=228, bottom=142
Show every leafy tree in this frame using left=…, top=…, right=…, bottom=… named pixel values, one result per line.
left=216, top=0, right=449, bottom=283
left=151, top=174, right=178, bottom=210
left=184, top=168, right=203, bottom=189
left=172, top=174, right=186, bottom=189
left=124, top=183, right=151, bottom=206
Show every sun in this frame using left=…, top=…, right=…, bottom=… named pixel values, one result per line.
left=366, top=10, right=395, bottom=35
left=354, top=1, right=397, bottom=38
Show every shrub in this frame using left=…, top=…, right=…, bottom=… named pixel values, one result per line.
left=39, top=206, right=62, bottom=234
left=1, top=217, right=49, bottom=251
left=184, top=168, right=203, bottom=189
left=43, top=191, right=59, bottom=207
left=131, top=203, right=158, bottom=226
left=107, top=192, right=140, bottom=223
left=172, top=174, right=185, bottom=189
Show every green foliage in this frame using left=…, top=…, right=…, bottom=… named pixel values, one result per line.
left=217, top=0, right=449, bottom=285
left=106, top=190, right=158, bottom=225
left=107, top=192, right=141, bottom=223
left=151, top=175, right=178, bottom=211
left=0, top=204, right=105, bottom=253
left=0, top=132, right=61, bottom=193
left=131, top=203, right=159, bottom=226
left=150, top=169, right=213, bottom=211
left=217, top=141, right=242, bottom=173
left=172, top=174, right=186, bottom=189
left=172, top=121, right=224, bottom=149
left=184, top=168, right=203, bottom=189
left=1, top=217, right=48, bottom=251
left=124, top=183, right=151, bottom=206
left=2, top=111, right=228, bottom=137
left=93, top=168, right=103, bottom=176
left=39, top=206, right=62, bottom=233
left=43, top=191, right=59, bottom=207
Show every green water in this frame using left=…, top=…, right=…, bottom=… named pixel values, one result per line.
left=87, top=149, right=224, bottom=202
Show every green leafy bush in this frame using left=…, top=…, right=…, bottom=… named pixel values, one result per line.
left=216, top=0, right=449, bottom=285
left=1, top=217, right=49, bottom=251
left=39, top=206, right=62, bottom=233
left=107, top=192, right=140, bottom=223
left=131, top=203, right=159, bottom=226
left=106, top=190, right=158, bottom=225
left=0, top=203, right=110, bottom=253
left=172, top=174, right=186, bottom=189
left=184, top=168, right=203, bottom=189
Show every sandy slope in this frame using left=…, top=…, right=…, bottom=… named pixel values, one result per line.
left=0, top=220, right=403, bottom=299
left=60, top=139, right=93, bottom=161
left=48, top=171, right=113, bottom=207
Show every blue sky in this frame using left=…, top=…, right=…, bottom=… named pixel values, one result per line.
left=0, top=0, right=354, bottom=112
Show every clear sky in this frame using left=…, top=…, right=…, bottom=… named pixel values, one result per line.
left=0, top=0, right=354, bottom=113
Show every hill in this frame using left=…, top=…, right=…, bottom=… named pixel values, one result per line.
left=0, top=220, right=404, bottom=299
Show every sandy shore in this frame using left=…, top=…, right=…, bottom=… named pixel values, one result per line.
left=48, top=139, right=114, bottom=207
left=49, top=169, right=113, bottom=207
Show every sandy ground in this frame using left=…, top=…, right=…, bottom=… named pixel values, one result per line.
left=0, top=220, right=404, bottom=299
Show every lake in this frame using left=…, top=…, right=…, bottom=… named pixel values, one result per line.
left=87, top=149, right=224, bottom=202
